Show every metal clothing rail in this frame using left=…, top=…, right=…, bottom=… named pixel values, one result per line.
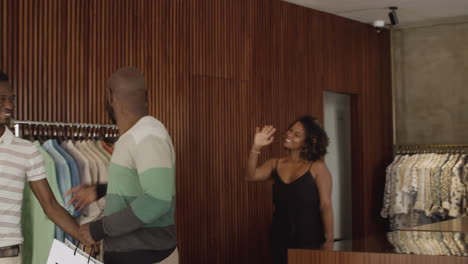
left=393, top=144, right=468, bottom=155
left=12, top=120, right=118, bottom=137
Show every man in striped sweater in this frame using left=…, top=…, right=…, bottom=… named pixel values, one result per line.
left=0, top=71, right=93, bottom=264
left=67, top=67, right=178, bottom=264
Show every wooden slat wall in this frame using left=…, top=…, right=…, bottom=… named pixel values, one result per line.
left=0, top=0, right=393, bottom=263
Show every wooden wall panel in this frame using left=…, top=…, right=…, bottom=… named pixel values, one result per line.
left=189, top=0, right=252, bottom=80
left=1, top=0, right=393, bottom=263
left=356, top=29, right=393, bottom=246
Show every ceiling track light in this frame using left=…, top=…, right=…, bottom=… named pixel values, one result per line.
left=388, top=6, right=399, bottom=26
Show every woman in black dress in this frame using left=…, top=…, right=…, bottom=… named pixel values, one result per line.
left=246, top=116, right=334, bottom=264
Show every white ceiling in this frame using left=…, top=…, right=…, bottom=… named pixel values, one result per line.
left=284, top=0, right=468, bottom=28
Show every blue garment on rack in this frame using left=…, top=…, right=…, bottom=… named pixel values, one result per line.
left=53, top=139, right=81, bottom=218
left=43, top=140, right=74, bottom=242
left=52, top=140, right=81, bottom=243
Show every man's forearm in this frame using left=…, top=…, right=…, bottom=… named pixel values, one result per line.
left=89, top=194, right=172, bottom=241
left=45, top=202, right=80, bottom=240
left=89, top=206, right=145, bottom=241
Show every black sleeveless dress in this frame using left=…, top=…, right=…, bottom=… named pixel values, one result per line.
left=270, top=161, right=325, bottom=264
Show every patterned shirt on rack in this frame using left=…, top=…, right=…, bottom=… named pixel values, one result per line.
left=448, top=155, right=467, bottom=217
left=441, top=155, right=460, bottom=213
left=381, top=155, right=403, bottom=218
left=429, top=154, right=450, bottom=215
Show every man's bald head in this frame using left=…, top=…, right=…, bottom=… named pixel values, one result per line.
left=107, top=67, right=148, bottom=114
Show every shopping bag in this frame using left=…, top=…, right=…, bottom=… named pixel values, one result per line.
left=47, top=239, right=103, bottom=264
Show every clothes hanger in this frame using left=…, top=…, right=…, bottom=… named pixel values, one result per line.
left=96, top=126, right=104, bottom=141
left=18, top=124, right=25, bottom=139
left=92, top=126, right=99, bottom=141
left=97, top=126, right=105, bottom=141
left=64, top=124, right=70, bottom=141
left=112, top=126, right=119, bottom=142
left=103, top=126, right=111, bottom=144
left=47, top=125, right=53, bottom=141
left=104, top=127, right=117, bottom=144
left=86, top=125, right=92, bottom=141
left=26, top=124, right=35, bottom=142
left=37, top=124, right=46, bottom=144
left=56, top=123, right=64, bottom=143
left=71, top=125, right=78, bottom=143
left=41, top=124, right=47, bottom=141
left=79, top=125, right=85, bottom=141
left=90, top=126, right=95, bottom=141
left=33, top=124, right=39, bottom=141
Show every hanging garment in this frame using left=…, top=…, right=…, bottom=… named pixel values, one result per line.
left=402, top=154, right=420, bottom=194
left=79, top=141, right=105, bottom=183
left=53, top=140, right=80, bottom=189
left=101, top=141, right=114, bottom=155
left=52, top=140, right=80, bottom=219
left=86, top=140, right=109, bottom=179
left=95, top=140, right=112, bottom=161
left=383, top=152, right=467, bottom=229
left=85, top=140, right=109, bottom=213
left=463, top=161, right=468, bottom=216
left=391, top=155, right=416, bottom=216
left=421, top=154, right=436, bottom=216
left=21, top=142, right=63, bottom=264
left=413, top=154, right=429, bottom=212
left=381, top=155, right=403, bottom=218
left=448, top=155, right=467, bottom=217
left=441, top=155, right=460, bottom=212
left=42, top=140, right=72, bottom=241
left=61, top=140, right=100, bottom=220
left=429, top=154, right=450, bottom=215
left=61, top=141, right=91, bottom=185
left=75, top=141, right=99, bottom=184
left=401, top=154, right=423, bottom=214
left=72, top=141, right=103, bottom=225
left=42, top=140, right=73, bottom=213
left=387, top=230, right=465, bottom=256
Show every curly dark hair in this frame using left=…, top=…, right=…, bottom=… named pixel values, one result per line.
left=288, top=115, right=329, bottom=162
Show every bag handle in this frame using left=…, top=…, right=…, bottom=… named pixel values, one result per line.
left=74, top=241, right=96, bottom=264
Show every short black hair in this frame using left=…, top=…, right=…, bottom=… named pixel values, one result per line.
left=0, top=71, right=8, bottom=82
left=288, top=115, right=329, bottom=162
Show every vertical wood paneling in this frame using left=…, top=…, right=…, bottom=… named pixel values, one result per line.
left=1, top=0, right=392, bottom=263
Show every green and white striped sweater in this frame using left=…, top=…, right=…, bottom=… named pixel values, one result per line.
left=90, top=116, right=177, bottom=252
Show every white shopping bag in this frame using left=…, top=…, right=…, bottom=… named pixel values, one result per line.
left=47, top=239, right=103, bottom=264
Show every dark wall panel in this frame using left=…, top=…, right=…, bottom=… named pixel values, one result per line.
left=1, top=0, right=392, bottom=263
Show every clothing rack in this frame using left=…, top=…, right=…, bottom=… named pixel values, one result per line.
left=12, top=120, right=118, bottom=139
left=394, top=144, right=468, bottom=155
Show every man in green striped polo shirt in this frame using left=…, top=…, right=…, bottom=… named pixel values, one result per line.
left=67, top=67, right=178, bottom=264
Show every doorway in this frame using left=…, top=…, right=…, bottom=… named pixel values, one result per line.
left=323, top=91, right=353, bottom=240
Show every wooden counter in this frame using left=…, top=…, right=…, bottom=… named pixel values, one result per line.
left=288, top=249, right=467, bottom=264
left=289, top=218, right=468, bottom=263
